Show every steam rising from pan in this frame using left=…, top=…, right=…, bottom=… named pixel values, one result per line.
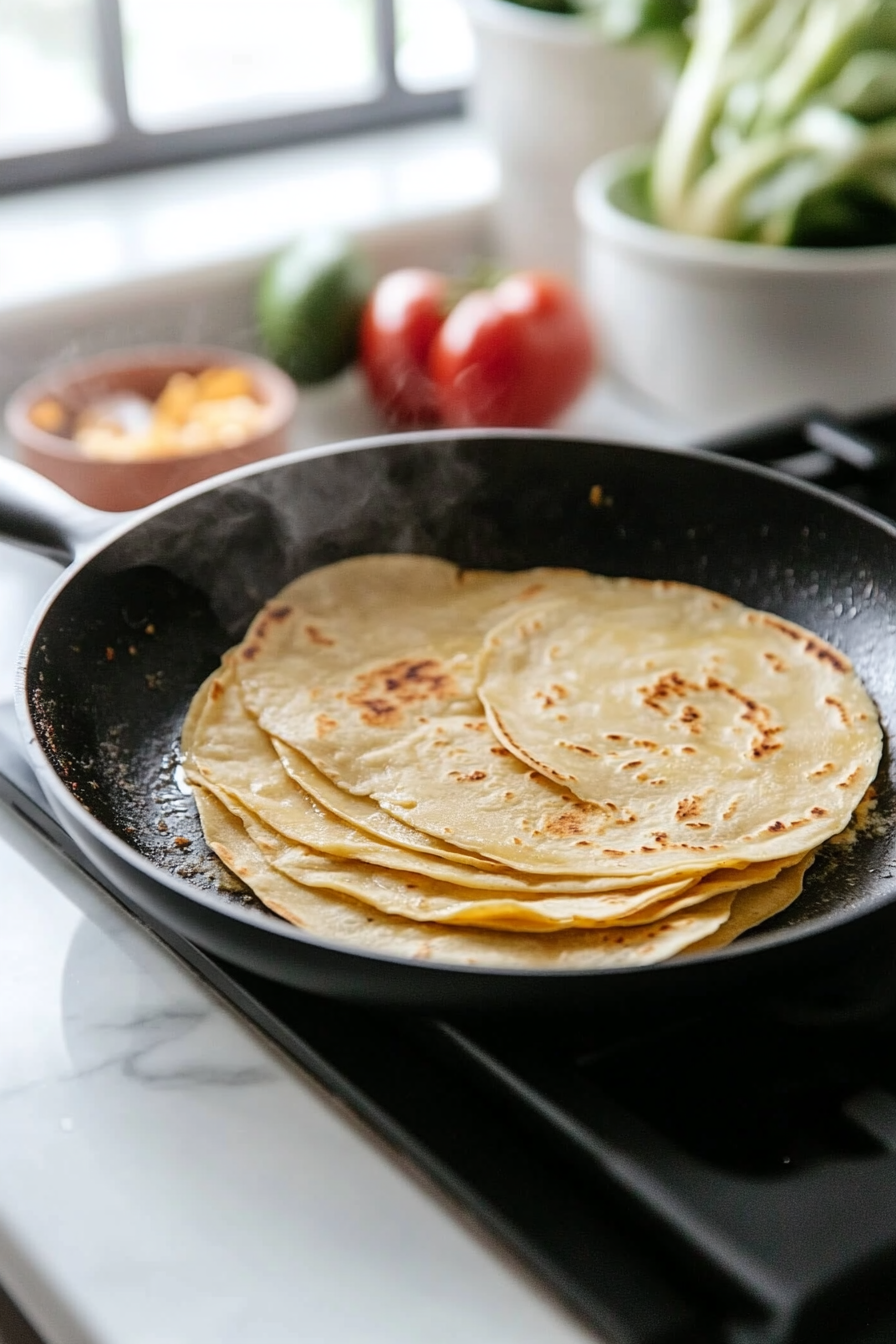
left=114, top=436, right=487, bottom=634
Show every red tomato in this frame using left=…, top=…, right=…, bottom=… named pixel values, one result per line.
left=359, top=268, right=449, bottom=427
left=428, top=271, right=596, bottom=429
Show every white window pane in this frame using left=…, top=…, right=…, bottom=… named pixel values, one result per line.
left=0, top=0, right=111, bottom=155
left=121, top=0, right=379, bottom=133
left=395, top=0, right=474, bottom=93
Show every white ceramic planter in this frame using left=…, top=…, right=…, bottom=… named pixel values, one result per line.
left=463, top=0, right=663, bottom=276
left=575, top=147, right=896, bottom=423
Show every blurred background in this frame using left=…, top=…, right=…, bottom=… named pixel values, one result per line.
left=0, top=0, right=474, bottom=188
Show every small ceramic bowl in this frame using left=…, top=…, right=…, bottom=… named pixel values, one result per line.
left=575, top=147, right=896, bottom=424
left=4, top=345, right=299, bottom=511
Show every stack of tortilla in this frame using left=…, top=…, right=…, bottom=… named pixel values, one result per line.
left=181, top=555, right=882, bottom=969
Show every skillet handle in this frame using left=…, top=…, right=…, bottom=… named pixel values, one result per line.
left=0, top=455, right=115, bottom=563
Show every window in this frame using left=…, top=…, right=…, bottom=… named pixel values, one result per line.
left=0, top=0, right=474, bottom=193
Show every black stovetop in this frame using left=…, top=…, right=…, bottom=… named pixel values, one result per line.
left=4, top=410, right=896, bottom=1344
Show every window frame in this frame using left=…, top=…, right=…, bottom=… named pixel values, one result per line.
left=0, top=0, right=464, bottom=195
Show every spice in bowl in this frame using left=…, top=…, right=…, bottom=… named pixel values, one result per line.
left=32, top=366, right=273, bottom=462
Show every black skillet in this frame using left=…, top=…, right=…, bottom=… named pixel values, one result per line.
left=1, top=428, right=895, bottom=1013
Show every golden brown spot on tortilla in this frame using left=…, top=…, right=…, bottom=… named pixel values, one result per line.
left=681, top=746, right=697, bottom=755
left=648, top=778, right=667, bottom=786
left=805, top=639, right=848, bottom=672
left=676, top=795, right=703, bottom=821
left=209, top=679, right=225, bottom=702
left=448, top=769, right=487, bottom=782
left=534, top=691, right=555, bottom=709
left=639, top=670, right=700, bottom=715
left=810, top=762, right=835, bottom=778
left=520, top=583, right=546, bottom=600
left=838, top=766, right=862, bottom=789
left=679, top=705, right=701, bottom=730
left=315, top=714, right=338, bottom=738
left=491, top=706, right=575, bottom=779
left=241, top=644, right=259, bottom=661
left=633, top=740, right=657, bottom=750
left=622, top=760, right=643, bottom=770
left=722, top=798, right=740, bottom=820
left=269, top=605, right=291, bottom=622
left=768, top=820, right=786, bottom=833
left=463, top=721, right=489, bottom=732
left=347, top=657, right=457, bottom=727
left=551, top=683, right=569, bottom=700
left=763, top=651, right=788, bottom=672
left=490, top=746, right=510, bottom=757
left=304, top=624, right=335, bottom=647
left=575, top=840, right=591, bottom=847
left=558, top=741, right=599, bottom=757
left=543, top=799, right=609, bottom=838
left=605, top=733, right=625, bottom=741
left=824, top=696, right=851, bottom=727
left=703, top=673, right=783, bottom=759
left=751, top=614, right=849, bottom=671
left=603, top=848, right=626, bottom=857
left=811, top=806, right=828, bottom=817
left=751, top=739, right=783, bottom=760
left=686, top=822, right=711, bottom=830
left=751, top=614, right=802, bottom=640
left=653, top=832, right=668, bottom=844
left=504, top=791, right=515, bottom=800
left=512, top=837, right=523, bottom=845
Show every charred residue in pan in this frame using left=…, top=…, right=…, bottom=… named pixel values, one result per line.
left=26, top=564, right=267, bottom=904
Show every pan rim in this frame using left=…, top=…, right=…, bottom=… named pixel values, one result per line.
left=14, top=427, right=896, bottom=980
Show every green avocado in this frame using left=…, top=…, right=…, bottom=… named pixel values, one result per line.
left=256, top=230, right=374, bottom=386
